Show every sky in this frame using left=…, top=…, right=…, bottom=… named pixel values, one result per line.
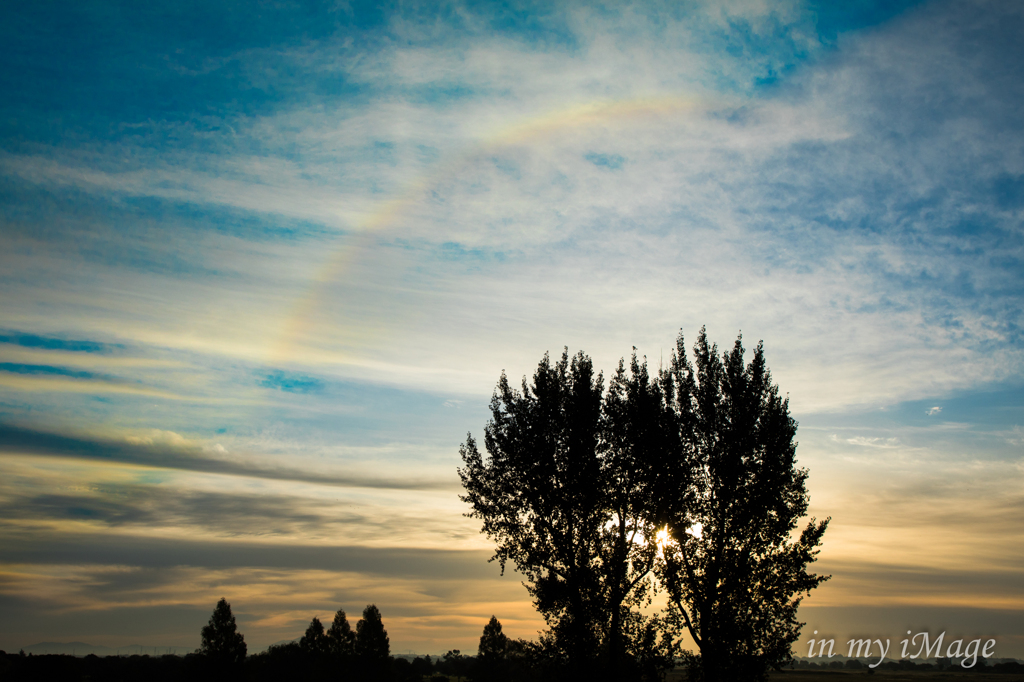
left=1, top=0, right=1023, bottom=659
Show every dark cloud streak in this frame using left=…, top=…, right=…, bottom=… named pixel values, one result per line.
left=819, top=558, right=1024, bottom=599
left=0, top=424, right=457, bottom=491
left=0, top=531, right=496, bottom=579
left=0, top=332, right=119, bottom=354
left=0, top=485, right=366, bottom=536
left=0, top=362, right=96, bottom=379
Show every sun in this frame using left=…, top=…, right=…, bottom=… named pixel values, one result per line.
left=654, top=526, right=679, bottom=557
left=653, top=523, right=702, bottom=555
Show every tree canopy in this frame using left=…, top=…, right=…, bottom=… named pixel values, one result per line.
left=658, top=331, right=829, bottom=682
left=200, top=598, right=247, bottom=665
left=356, top=604, right=390, bottom=661
left=300, top=616, right=329, bottom=656
left=459, top=328, right=828, bottom=682
left=459, top=350, right=664, bottom=681
left=328, top=608, right=356, bottom=657
left=479, top=615, right=509, bottom=661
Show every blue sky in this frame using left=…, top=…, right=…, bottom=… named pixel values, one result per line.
left=1, top=0, right=1023, bottom=657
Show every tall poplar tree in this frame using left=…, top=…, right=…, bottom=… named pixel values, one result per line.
left=460, top=349, right=672, bottom=681
left=658, top=329, right=829, bottom=682
left=460, top=350, right=607, bottom=681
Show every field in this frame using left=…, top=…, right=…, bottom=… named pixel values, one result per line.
left=769, top=672, right=1024, bottom=681
left=660, top=670, right=1024, bottom=682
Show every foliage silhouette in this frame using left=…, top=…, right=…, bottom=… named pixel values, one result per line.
left=356, top=604, right=390, bottom=660
left=250, top=606, right=387, bottom=680
left=328, top=608, right=356, bottom=657
left=476, top=616, right=511, bottom=681
left=249, top=642, right=305, bottom=681
left=479, top=615, right=509, bottom=659
left=461, top=329, right=829, bottom=682
left=657, top=329, right=829, bottom=682
left=461, top=349, right=673, bottom=681
left=300, top=616, right=329, bottom=656
left=200, top=598, right=247, bottom=666
left=356, top=603, right=391, bottom=679
left=602, top=351, right=682, bottom=678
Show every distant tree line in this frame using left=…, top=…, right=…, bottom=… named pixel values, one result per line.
left=2, top=598, right=1022, bottom=682
left=221, top=600, right=570, bottom=682
left=0, top=600, right=595, bottom=681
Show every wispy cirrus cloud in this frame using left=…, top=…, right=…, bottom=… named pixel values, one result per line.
left=7, top=1, right=1015, bottom=415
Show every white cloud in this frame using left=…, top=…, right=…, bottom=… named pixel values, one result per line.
left=2, top=1, right=1022, bottom=415
left=835, top=435, right=901, bottom=449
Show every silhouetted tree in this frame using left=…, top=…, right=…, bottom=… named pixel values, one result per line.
left=600, top=352, right=681, bottom=677
left=327, top=608, right=356, bottom=657
left=507, top=635, right=559, bottom=682
left=657, top=329, right=829, bottom=682
left=460, top=350, right=609, bottom=680
left=200, top=598, right=247, bottom=665
left=459, top=350, right=676, bottom=681
left=476, top=616, right=510, bottom=682
left=300, top=616, right=329, bottom=655
left=479, top=616, right=509, bottom=660
left=460, top=329, right=831, bottom=682
left=356, top=604, right=390, bottom=678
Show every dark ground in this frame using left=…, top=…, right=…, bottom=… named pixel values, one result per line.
left=767, top=672, right=1024, bottom=682
left=3, top=653, right=1022, bottom=681
left=660, top=671, right=1024, bottom=682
